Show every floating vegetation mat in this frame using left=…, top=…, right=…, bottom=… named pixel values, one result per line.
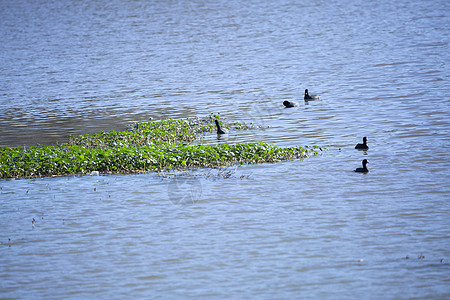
left=0, top=114, right=322, bottom=179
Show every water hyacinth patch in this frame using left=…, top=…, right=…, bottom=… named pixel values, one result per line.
left=0, top=115, right=322, bottom=179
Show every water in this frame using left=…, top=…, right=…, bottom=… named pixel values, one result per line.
left=1, top=0, right=449, bottom=298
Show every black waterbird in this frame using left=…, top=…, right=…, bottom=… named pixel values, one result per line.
left=354, top=159, right=369, bottom=173
left=355, top=137, right=369, bottom=150
left=304, top=89, right=320, bottom=101
left=283, top=100, right=299, bottom=108
left=214, top=119, right=229, bottom=134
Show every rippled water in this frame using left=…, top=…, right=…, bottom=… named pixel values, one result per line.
left=1, top=0, right=449, bottom=298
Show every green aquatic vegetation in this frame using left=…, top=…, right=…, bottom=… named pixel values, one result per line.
left=0, top=115, right=322, bottom=179
left=69, top=114, right=226, bottom=148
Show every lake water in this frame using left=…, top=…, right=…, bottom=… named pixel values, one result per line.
left=1, top=0, right=449, bottom=298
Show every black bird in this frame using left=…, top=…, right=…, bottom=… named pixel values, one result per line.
left=355, top=137, right=369, bottom=150
left=354, top=159, right=369, bottom=173
left=214, top=119, right=229, bottom=134
left=283, top=100, right=299, bottom=108
left=304, top=89, right=320, bottom=101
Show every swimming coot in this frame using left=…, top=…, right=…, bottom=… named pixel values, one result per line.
left=354, top=159, right=369, bottom=173
left=283, top=100, right=299, bottom=108
left=214, top=119, right=229, bottom=134
left=304, top=89, right=320, bottom=101
left=355, top=137, right=369, bottom=150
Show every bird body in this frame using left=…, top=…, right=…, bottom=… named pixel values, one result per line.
left=283, top=100, right=299, bottom=108
left=355, top=137, right=369, bottom=150
left=214, top=119, right=229, bottom=134
left=354, top=159, right=369, bottom=173
left=304, top=89, right=320, bottom=101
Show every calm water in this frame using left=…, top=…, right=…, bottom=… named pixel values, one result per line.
left=1, top=0, right=450, bottom=298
